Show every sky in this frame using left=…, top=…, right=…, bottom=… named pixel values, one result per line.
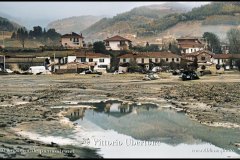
left=0, top=1, right=210, bottom=29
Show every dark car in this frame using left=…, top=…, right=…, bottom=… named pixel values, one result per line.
left=181, top=70, right=199, bottom=81
left=84, top=70, right=102, bottom=75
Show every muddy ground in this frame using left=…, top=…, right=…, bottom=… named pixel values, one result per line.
left=0, top=72, right=239, bottom=158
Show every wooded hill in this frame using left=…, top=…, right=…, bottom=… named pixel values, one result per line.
left=0, top=16, right=21, bottom=31
left=82, top=2, right=240, bottom=41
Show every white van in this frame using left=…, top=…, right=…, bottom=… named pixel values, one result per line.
left=28, top=66, right=46, bottom=75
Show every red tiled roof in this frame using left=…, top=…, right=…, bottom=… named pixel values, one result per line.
left=213, top=54, right=240, bottom=59
left=61, top=32, right=84, bottom=38
left=176, top=36, right=203, bottom=40
left=75, top=52, right=110, bottom=58
left=118, top=52, right=181, bottom=59
left=182, top=50, right=214, bottom=57
left=104, top=35, right=131, bottom=42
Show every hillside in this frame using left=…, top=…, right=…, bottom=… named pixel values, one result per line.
left=82, top=2, right=192, bottom=41
left=82, top=2, right=240, bottom=42
left=0, top=16, right=21, bottom=31
left=46, top=15, right=104, bottom=34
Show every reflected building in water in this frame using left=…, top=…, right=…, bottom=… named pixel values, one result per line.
left=63, top=101, right=158, bottom=121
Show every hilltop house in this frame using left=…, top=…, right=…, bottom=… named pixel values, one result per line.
left=60, top=32, right=84, bottom=48
left=104, top=35, right=132, bottom=51
left=118, top=51, right=181, bottom=71
left=176, top=36, right=206, bottom=54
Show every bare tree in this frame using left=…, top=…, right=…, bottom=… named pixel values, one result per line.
left=227, top=28, right=240, bottom=54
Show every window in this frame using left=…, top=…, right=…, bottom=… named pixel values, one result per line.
left=172, top=58, right=174, bottom=62
left=155, top=58, right=158, bottom=63
left=176, top=58, right=179, bottom=62
left=166, top=58, right=168, bottom=62
left=191, top=49, right=193, bottom=52
left=201, top=56, right=206, bottom=61
left=106, top=42, right=109, bottom=46
left=89, top=58, right=93, bottom=62
left=123, top=58, right=126, bottom=63
left=142, top=58, right=144, bottom=63
left=70, top=38, right=72, bottom=41
left=149, top=58, right=152, bottom=63
left=99, top=59, right=104, bottom=63
left=65, top=43, right=67, bottom=46
left=80, top=57, right=86, bottom=62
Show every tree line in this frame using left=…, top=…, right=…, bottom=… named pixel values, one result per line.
left=11, top=26, right=61, bottom=48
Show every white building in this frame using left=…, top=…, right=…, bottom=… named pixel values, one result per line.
left=50, top=52, right=111, bottom=73
left=61, top=32, right=84, bottom=48
left=76, top=52, right=111, bottom=70
left=104, top=35, right=132, bottom=51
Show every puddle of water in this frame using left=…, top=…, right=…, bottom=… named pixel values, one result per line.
left=49, top=100, right=240, bottom=158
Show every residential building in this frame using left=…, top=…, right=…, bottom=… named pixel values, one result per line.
left=118, top=51, right=181, bottom=71
left=213, top=54, right=240, bottom=69
left=60, top=32, right=84, bottom=48
left=176, top=36, right=206, bottom=54
left=220, top=42, right=230, bottom=54
left=75, top=52, right=111, bottom=70
left=50, top=51, right=111, bottom=73
left=104, top=35, right=132, bottom=51
left=181, top=50, right=214, bottom=63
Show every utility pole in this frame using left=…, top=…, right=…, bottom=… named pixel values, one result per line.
left=53, top=52, right=56, bottom=73
left=2, top=31, right=4, bottom=47
left=3, top=55, right=5, bottom=71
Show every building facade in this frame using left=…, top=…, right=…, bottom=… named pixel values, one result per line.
left=104, top=35, right=132, bottom=51
left=176, top=36, right=206, bottom=54
left=60, top=32, right=84, bottom=48
left=118, top=51, right=181, bottom=71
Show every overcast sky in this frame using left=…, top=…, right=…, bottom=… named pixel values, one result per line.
left=0, top=1, right=210, bottom=29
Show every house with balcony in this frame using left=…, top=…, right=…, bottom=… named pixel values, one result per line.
left=60, top=32, right=84, bottom=48
left=176, top=36, right=206, bottom=54
left=104, top=35, right=132, bottom=51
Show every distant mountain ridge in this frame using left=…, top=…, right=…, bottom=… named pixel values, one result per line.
left=0, top=16, right=21, bottom=31
left=46, top=15, right=104, bottom=34
left=81, top=2, right=200, bottom=41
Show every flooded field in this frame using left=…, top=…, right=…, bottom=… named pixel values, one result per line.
left=50, top=100, right=240, bottom=158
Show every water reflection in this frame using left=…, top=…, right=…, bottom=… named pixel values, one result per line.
left=75, top=100, right=158, bottom=118
left=52, top=100, right=240, bottom=156
left=65, top=107, right=87, bottom=121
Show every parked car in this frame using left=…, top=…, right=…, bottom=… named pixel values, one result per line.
left=27, top=66, right=46, bottom=75
left=172, top=70, right=181, bottom=75
left=180, top=70, right=199, bottom=81
left=113, top=70, right=124, bottom=74
left=82, top=70, right=102, bottom=75
left=143, top=73, right=160, bottom=80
